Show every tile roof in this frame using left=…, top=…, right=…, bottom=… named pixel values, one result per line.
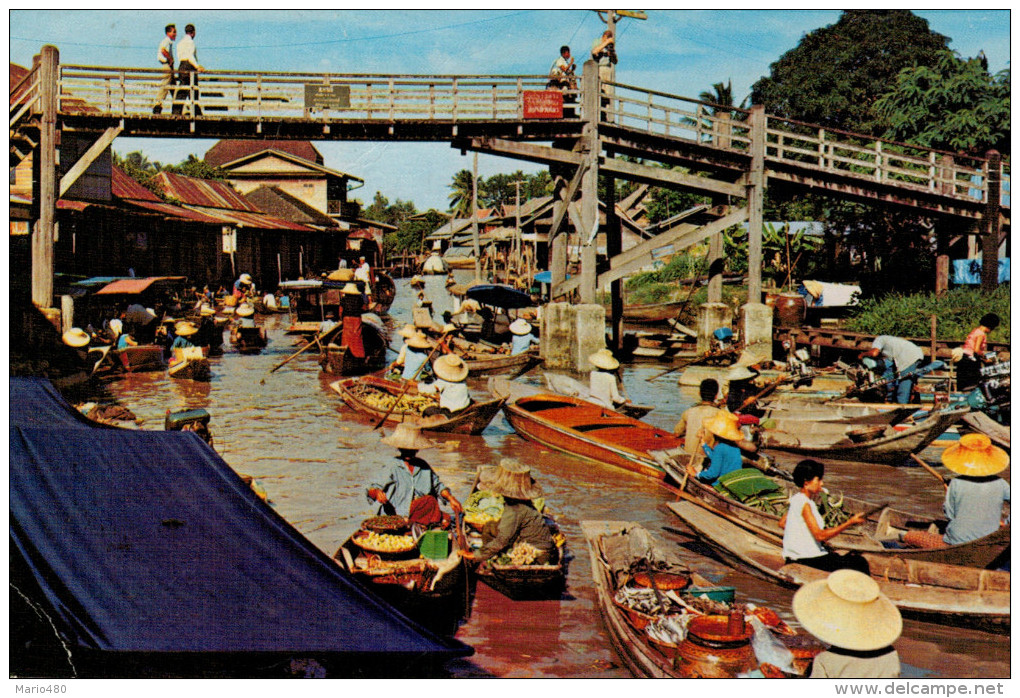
left=205, top=140, right=323, bottom=168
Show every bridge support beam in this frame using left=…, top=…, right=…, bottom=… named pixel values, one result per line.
left=32, top=45, right=59, bottom=310
left=605, top=159, right=622, bottom=351
left=578, top=60, right=600, bottom=304
left=746, top=105, right=766, bottom=305
left=980, top=150, right=1002, bottom=291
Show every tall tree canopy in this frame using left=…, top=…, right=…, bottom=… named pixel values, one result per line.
left=873, top=50, right=1010, bottom=155
left=751, top=10, right=949, bottom=134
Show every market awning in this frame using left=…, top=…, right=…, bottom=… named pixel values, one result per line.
left=94, top=276, right=188, bottom=295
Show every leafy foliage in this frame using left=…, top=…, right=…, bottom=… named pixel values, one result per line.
left=724, top=222, right=823, bottom=288
left=844, top=286, right=1010, bottom=342
left=448, top=169, right=552, bottom=214
left=161, top=154, right=229, bottom=181
left=874, top=50, right=1010, bottom=155
left=751, top=10, right=950, bottom=135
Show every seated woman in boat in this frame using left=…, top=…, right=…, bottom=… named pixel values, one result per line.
left=235, top=303, right=256, bottom=328
left=366, top=423, right=463, bottom=528
left=673, top=378, right=720, bottom=456
left=460, top=459, right=557, bottom=566
left=956, top=313, right=1000, bottom=392
left=339, top=283, right=367, bottom=359
left=61, top=327, right=92, bottom=363
left=114, top=326, right=139, bottom=350
left=419, top=354, right=472, bottom=418
left=779, top=459, right=869, bottom=574
left=685, top=410, right=743, bottom=485
left=171, top=321, right=200, bottom=350
left=390, top=329, right=433, bottom=382
left=793, top=569, right=902, bottom=678
left=262, top=291, right=279, bottom=311
left=724, top=364, right=762, bottom=416
left=508, top=318, right=539, bottom=355
left=902, top=434, right=1010, bottom=550
left=587, top=349, right=630, bottom=411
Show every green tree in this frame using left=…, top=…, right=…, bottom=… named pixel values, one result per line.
left=698, top=79, right=748, bottom=116
left=873, top=50, right=1010, bottom=155
left=751, top=10, right=949, bottom=134
left=448, top=169, right=478, bottom=217
left=163, top=154, right=228, bottom=181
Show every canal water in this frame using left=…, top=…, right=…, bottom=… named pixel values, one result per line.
left=99, top=273, right=1009, bottom=679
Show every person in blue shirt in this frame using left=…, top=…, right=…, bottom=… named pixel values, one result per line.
left=509, top=318, right=539, bottom=355
left=396, top=330, right=433, bottom=381
left=366, top=423, right=463, bottom=528
left=685, top=410, right=744, bottom=485
left=171, top=321, right=199, bottom=349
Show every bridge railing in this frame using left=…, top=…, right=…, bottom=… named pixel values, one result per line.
left=604, top=81, right=1008, bottom=207
left=58, top=65, right=559, bottom=122
left=10, top=64, right=41, bottom=130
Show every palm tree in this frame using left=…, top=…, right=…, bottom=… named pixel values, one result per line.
left=448, top=169, right=477, bottom=217
left=698, top=80, right=748, bottom=118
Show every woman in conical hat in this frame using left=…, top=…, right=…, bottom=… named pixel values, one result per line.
left=463, top=458, right=556, bottom=565
left=420, top=354, right=471, bottom=418
left=685, top=409, right=745, bottom=486
left=587, top=348, right=628, bottom=410
left=793, top=569, right=902, bottom=678
left=508, top=318, right=538, bottom=356
left=368, top=423, right=462, bottom=527
left=62, top=327, right=91, bottom=348
left=903, top=433, right=1010, bottom=549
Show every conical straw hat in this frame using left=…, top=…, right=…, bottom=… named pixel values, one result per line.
left=478, top=458, right=543, bottom=500
left=509, top=318, right=532, bottom=335
left=589, top=348, right=619, bottom=371
left=433, top=354, right=468, bottom=382
left=381, top=422, right=436, bottom=451
left=793, top=569, right=902, bottom=651
left=407, top=332, right=432, bottom=349
left=941, top=433, right=1009, bottom=476
left=703, top=409, right=742, bottom=441
left=62, top=328, right=90, bottom=348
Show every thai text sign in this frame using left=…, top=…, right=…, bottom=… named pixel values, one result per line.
left=523, top=90, right=563, bottom=119
left=304, top=84, right=351, bottom=111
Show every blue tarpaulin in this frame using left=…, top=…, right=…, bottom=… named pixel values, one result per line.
left=951, top=258, right=1011, bottom=285
left=9, top=378, right=470, bottom=660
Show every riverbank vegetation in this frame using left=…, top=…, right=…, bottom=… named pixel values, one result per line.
left=844, top=286, right=1010, bottom=343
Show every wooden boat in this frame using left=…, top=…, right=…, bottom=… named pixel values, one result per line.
left=759, top=406, right=969, bottom=465
left=580, top=520, right=820, bottom=678
left=369, top=271, right=397, bottom=314
left=488, top=375, right=653, bottom=420
left=668, top=500, right=1010, bottom=634
left=464, top=472, right=567, bottom=601
left=615, top=300, right=687, bottom=325
left=961, top=412, right=1010, bottom=450
left=333, top=518, right=468, bottom=636
left=330, top=375, right=505, bottom=435
left=230, top=326, right=268, bottom=354
left=318, top=320, right=388, bottom=376
left=655, top=456, right=1010, bottom=569
left=167, top=347, right=212, bottom=381
left=113, top=344, right=166, bottom=373
left=461, top=346, right=541, bottom=376
left=500, top=393, right=685, bottom=480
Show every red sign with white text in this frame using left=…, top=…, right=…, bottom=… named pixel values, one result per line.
left=523, top=90, right=564, bottom=119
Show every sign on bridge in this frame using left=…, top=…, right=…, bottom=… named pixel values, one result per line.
left=523, top=90, right=563, bottom=119
left=304, top=84, right=351, bottom=111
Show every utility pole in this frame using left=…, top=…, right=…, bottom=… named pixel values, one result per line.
left=472, top=152, right=481, bottom=280
left=595, top=10, right=647, bottom=84
left=511, top=178, right=525, bottom=275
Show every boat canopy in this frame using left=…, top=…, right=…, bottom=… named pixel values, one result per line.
left=466, top=283, right=533, bottom=309
left=94, top=276, right=188, bottom=295
left=9, top=377, right=471, bottom=660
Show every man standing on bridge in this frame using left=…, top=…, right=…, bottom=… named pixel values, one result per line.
left=152, top=24, right=176, bottom=115
left=174, top=23, right=203, bottom=116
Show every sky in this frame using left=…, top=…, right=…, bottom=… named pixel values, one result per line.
left=8, top=8, right=1013, bottom=213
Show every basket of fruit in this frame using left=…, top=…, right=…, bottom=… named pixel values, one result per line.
left=352, top=530, right=417, bottom=555
left=361, top=515, right=411, bottom=534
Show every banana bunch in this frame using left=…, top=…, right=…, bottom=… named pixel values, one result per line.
left=356, top=532, right=415, bottom=553
left=348, top=385, right=435, bottom=414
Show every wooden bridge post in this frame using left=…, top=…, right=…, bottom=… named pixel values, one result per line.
left=980, top=150, right=1002, bottom=291
left=32, top=45, right=59, bottom=310
left=579, top=60, right=601, bottom=304
left=605, top=161, right=622, bottom=350
left=746, top=105, right=766, bottom=304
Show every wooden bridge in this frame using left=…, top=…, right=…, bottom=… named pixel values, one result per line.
left=13, top=45, right=1010, bottom=328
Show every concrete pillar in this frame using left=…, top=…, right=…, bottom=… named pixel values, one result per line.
left=540, top=302, right=606, bottom=371
left=739, top=302, right=773, bottom=362
left=696, top=302, right=732, bottom=355
left=579, top=60, right=600, bottom=304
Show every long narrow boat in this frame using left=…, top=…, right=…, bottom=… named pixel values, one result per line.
left=500, top=393, right=685, bottom=479
left=461, top=346, right=541, bottom=376
left=655, top=456, right=1010, bottom=568
left=488, top=375, right=653, bottom=420
left=167, top=347, right=212, bottom=381
left=759, top=407, right=969, bottom=465
left=332, top=519, right=467, bottom=636
left=580, top=520, right=821, bottom=678
left=668, top=501, right=1010, bottom=634
left=621, top=300, right=686, bottom=325
left=318, top=321, right=389, bottom=376
left=113, top=344, right=166, bottom=373
left=230, top=326, right=268, bottom=354
left=330, top=375, right=505, bottom=435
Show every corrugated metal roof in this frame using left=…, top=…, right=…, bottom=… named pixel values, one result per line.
left=112, top=166, right=161, bottom=202
left=156, top=171, right=262, bottom=211
left=123, top=199, right=228, bottom=224
left=185, top=205, right=314, bottom=232
left=95, top=276, right=187, bottom=295
left=57, top=200, right=90, bottom=211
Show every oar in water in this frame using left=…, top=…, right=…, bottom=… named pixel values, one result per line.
left=736, top=373, right=789, bottom=412
left=261, top=323, right=342, bottom=382
left=909, top=453, right=949, bottom=490
left=646, top=347, right=737, bottom=382
left=372, top=329, right=452, bottom=430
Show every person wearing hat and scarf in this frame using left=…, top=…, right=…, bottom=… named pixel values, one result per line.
left=367, top=423, right=462, bottom=528
left=419, top=354, right=471, bottom=417
left=902, top=434, right=1010, bottom=549
left=779, top=459, right=869, bottom=574
left=339, top=282, right=367, bottom=358
left=674, top=378, right=721, bottom=456
left=461, top=459, right=557, bottom=565
left=233, top=273, right=255, bottom=301
left=509, top=318, right=539, bottom=355
left=724, top=363, right=762, bottom=416
left=793, top=569, right=902, bottom=678
left=588, top=349, right=629, bottom=410
left=387, top=324, right=419, bottom=378
left=685, top=409, right=745, bottom=485
left=62, top=328, right=92, bottom=365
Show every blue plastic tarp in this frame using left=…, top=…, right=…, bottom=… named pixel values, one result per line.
left=9, top=378, right=470, bottom=658
left=951, top=258, right=1011, bottom=285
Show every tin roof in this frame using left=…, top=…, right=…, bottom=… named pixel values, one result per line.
left=244, top=186, right=338, bottom=228
left=112, top=166, right=161, bottom=202
left=122, top=199, right=227, bottom=224
left=185, top=206, right=314, bottom=232
left=95, top=277, right=187, bottom=295
left=205, top=140, right=324, bottom=168
left=156, top=171, right=262, bottom=211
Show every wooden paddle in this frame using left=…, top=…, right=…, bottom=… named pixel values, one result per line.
left=647, top=347, right=737, bottom=382
left=909, top=453, right=949, bottom=489
left=736, top=373, right=789, bottom=412
left=372, top=330, right=451, bottom=430
left=262, top=323, right=342, bottom=380
left=506, top=351, right=542, bottom=381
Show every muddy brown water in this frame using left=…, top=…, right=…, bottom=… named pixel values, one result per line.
left=98, top=274, right=1009, bottom=679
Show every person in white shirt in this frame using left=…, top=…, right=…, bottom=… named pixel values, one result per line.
left=354, top=256, right=372, bottom=283
left=588, top=348, right=628, bottom=410
left=420, top=354, right=471, bottom=417
left=152, top=24, right=176, bottom=114
left=174, top=23, right=203, bottom=116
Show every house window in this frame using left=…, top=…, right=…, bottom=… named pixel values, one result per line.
left=222, top=226, right=237, bottom=253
